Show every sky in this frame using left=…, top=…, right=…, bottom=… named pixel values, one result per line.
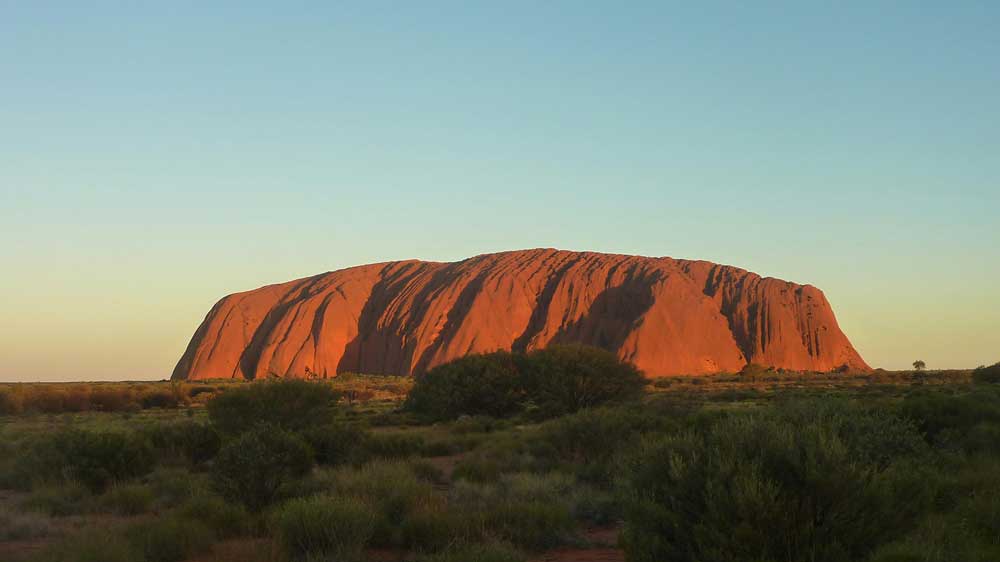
left=1, top=1, right=998, bottom=381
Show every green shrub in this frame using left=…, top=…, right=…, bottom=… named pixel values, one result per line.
left=271, top=495, right=377, bottom=561
left=451, top=456, right=505, bottom=483
left=451, top=415, right=504, bottom=434
left=88, top=387, right=137, bottom=412
left=401, top=498, right=479, bottom=552
left=176, top=495, right=251, bottom=538
left=212, top=424, right=313, bottom=511
left=139, top=389, right=182, bottom=409
left=146, top=467, right=209, bottom=508
left=124, top=516, right=215, bottom=562
left=207, top=380, right=340, bottom=435
left=973, top=362, right=1000, bottom=384
left=98, top=483, right=155, bottom=515
left=362, top=432, right=426, bottom=461
left=405, top=352, right=526, bottom=420
left=568, top=485, right=619, bottom=525
left=867, top=508, right=1000, bottom=562
left=532, top=405, right=675, bottom=484
left=0, top=507, right=52, bottom=540
left=619, top=404, right=933, bottom=562
left=16, top=429, right=154, bottom=492
left=417, top=542, right=526, bottom=562
left=520, top=345, right=647, bottom=417
left=32, top=529, right=139, bottom=562
left=188, top=385, right=216, bottom=398
left=408, top=458, right=446, bottom=484
left=405, top=346, right=646, bottom=421
left=141, top=421, right=221, bottom=465
left=483, top=499, right=575, bottom=549
left=338, top=461, right=432, bottom=512
left=20, top=481, right=92, bottom=516
left=0, top=389, right=22, bottom=415
left=449, top=472, right=599, bottom=533
left=327, top=460, right=436, bottom=545
left=302, top=423, right=366, bottom=465
left=899, top=388, right=1000, bottom=452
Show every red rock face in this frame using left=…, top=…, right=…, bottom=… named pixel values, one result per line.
left=171, top=249, right=869, bottom=380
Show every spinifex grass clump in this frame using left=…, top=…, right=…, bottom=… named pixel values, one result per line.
left=271, top=495, right=378, bottom=561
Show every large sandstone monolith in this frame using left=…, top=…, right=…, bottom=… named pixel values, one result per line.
left=171, top=249, right=869, bottom=380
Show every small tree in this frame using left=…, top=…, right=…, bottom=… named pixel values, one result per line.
left=207, top=380, right=340, bottom=435
left=404, top=351, right=526, bottom=420
left=522, top=345, right=648, bottom=417
left=913, top=360, right=926, bottom=371
left=404, top=345, right=647, bottom=420
left=212, top=424, right=313, bottom=511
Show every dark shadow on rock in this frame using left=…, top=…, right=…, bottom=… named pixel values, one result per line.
left=511, top=255, right=584, bottom=353
left=236, top=275, right=328, bottom=380
left=336, top=261, right=454, bottom=375
left=549, top=267, right=663, bottom=353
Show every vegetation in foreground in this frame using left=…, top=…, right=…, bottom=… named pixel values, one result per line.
left=0, top=356, right=998, bottom=562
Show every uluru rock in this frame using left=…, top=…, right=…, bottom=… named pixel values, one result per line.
left=171, top=249, right=869, bottom=380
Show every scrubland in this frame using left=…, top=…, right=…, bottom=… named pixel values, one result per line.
left=2, top=353, right=999, bottom=562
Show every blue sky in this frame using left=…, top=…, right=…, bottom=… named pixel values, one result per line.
left=1, top=1, right=998, bottom=380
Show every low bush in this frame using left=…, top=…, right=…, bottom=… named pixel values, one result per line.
left=532, top=405, right=675, bottom=484
left=408, top=458, right=446, bottom=484
left=88, top=387, right=137, bottom=412
left=15, top=429, right=155, bottom=492
left=568, top=485, right=619, bottom=525
left=0, top=507, right=52, bottom=540
left=405, top=352, right=526, bottom=420
left=139, top=388, right=183, bottom=409
left=98, top=483, right=155, bottom=515
left=271, top=495, right=377, bottom=561
left=973, top=362, right=1000, bottom=384
left=405, top=345, right=647, bottom=421
left=32, top=529, right=139, bottom=562
left=520, top=345, right=647, bottom=417
left=416, top=542, right=526, bottom=562
left=212, top=424, right=313, bottom=511
left=140, top=421, right=221, bottom=466
left=362, top=431, right=426, bottom=461
left=326, top=460, right=437, bottom=545
left=124, top=516, right=215, bottom=562
left=0, top=388, right=22, bottom=415
left=451, top=405, right=678, bottom=486
left=188, top=385, right=216, bottom=398
left=451, top=455, right=506, bottom=483
left=176, top=494, right=252, bottom=538
left=302, top=423, right=366, bottom=465
left=451, top=415, right=505, bottom=434
left=401, top=499, right=475, bottom=552
left=146, top=467, right=209, bottom=508
left=20, top=481, right=93, bottom=516
left=483, top=499, right=575, bottom=549
left=446, top=474, right=582, bottom=549
left=868, top=469, right=1000, bottom=562
left=899, top=388, right=1000, bottom=452
left=207, top=380, right=340, bottom=435
left=618, top=402, right=933, bottom=562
